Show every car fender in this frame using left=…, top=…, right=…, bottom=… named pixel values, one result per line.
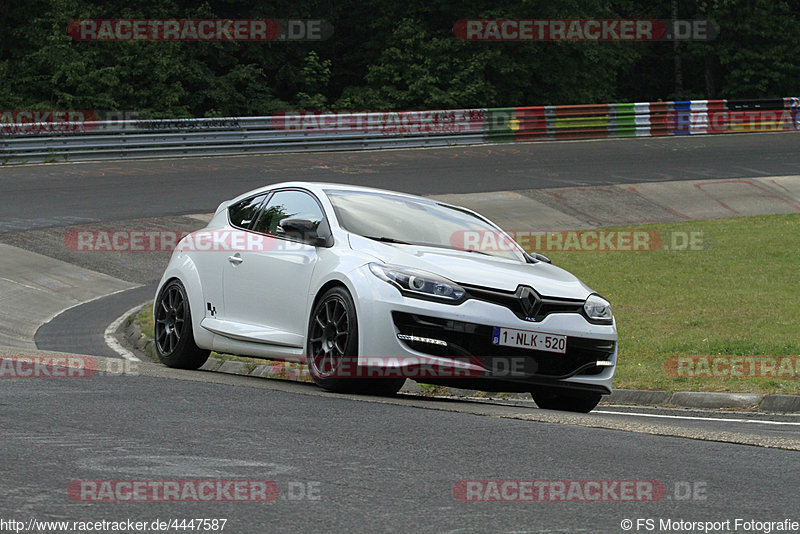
left=155, top=252, right=214, bottom=350
left=305, top=257, right=378, bottom=357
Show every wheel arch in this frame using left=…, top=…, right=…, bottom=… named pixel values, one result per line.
left=305, top=274, right=364, bottom=361
left=309, top=279, right=351, bottom=315
left=156, top=257, right=214, bottom=350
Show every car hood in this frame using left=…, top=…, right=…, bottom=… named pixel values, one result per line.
left=348, top=234, right=594, bottom=300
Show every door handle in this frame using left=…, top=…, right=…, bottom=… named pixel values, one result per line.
left=228, top=254, right=243, bottom=265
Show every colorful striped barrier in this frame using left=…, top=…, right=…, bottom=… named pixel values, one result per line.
left=486, top=97, right=800, bottom=142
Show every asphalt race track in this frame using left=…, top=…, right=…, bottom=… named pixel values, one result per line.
left=2, top=132, right=799, bottom=232
left=1, top=133, right=799, bottom=532
left=3, top=367, right=799, bottom=532
left=35, top=285, right=156, bottom=358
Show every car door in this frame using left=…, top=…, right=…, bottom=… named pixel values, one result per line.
left=200, top=192, right=269, bottom=323
left=221, top=189, right=326, bottom=347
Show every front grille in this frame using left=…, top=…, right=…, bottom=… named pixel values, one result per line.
left=392, top=312, right=614, bottom=378
left=462, top=283, right=585, bottom=322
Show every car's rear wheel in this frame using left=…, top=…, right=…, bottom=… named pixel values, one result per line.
left=307, top=286, right=404, bottom=396
left=532, top=389, right=602, bottom=413
left=154, top=280, right=210, bottom=370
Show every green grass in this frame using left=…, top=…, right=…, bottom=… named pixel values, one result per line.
left=544, top=213, right=800, bottom=394
left=135, top=306, right=154, bottom=341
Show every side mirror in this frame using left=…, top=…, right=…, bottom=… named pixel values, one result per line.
left=276, top=218, right=333, bottom=247
left=525, top=252, right=551, bottom=264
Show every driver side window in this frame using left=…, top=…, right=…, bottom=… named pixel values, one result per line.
left=252, top=190, right=325, bottom=239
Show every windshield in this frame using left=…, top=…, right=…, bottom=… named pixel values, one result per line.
left=325, top=189, right=526, bottom=262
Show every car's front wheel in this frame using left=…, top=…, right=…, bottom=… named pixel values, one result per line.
left=307, top=286, right=404, bottom=396
left=154, top=280, right=210, bottom=370
left=532, top=389, right=602, bottom=413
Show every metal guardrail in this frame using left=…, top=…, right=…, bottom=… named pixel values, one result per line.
left=0, top=111, right=487, bottom=163
left=1, top=100, right=798, bottom=164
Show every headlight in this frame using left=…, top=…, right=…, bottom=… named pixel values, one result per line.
left=584, top=294, right=612, bottom=323
left=369, top=263, right=465, bottom=302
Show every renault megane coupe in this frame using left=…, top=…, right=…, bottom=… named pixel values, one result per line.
left=154, top=182, right=616, bottom=412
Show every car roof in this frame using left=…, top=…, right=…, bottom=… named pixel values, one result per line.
left=218, top=181, right=499, bottom=233
left=228, top=181, right=434, bottom=205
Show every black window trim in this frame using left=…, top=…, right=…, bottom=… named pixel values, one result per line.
left=246, top=187, right=333, bottom=247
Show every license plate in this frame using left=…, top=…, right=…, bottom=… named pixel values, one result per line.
left=492, top=327, right=567, bottom=354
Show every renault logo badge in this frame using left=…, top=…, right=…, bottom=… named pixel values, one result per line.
left=516, top=286, right=542, bottom=319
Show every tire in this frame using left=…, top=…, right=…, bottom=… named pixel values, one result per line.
left=306, top=286, right=404, bottom=396
left=154, top=280, right=210, bottom=370
left=532, top=389, right=602, bottom=413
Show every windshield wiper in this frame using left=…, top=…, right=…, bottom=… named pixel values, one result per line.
left=454, top=248, right=490, bottom=256
left=363, top=235, right=413, bottom=245
left=363, top=235, right=491, bottom=255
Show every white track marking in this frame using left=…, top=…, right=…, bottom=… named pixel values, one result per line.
left=595, top=410, right=800, bottom=426
left=104, top=304, right=145, bottom=362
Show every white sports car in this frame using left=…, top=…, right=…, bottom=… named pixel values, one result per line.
left=154, top=182, right=617, bottom=412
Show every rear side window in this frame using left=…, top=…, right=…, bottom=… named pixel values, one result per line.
left=228, top=194, right=268, bottom=229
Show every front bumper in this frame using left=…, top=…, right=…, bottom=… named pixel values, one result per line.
left=351, top=266, right=617, bottom=395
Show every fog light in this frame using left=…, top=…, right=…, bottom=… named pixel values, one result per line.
left=397, top=334, right=448, bottom=347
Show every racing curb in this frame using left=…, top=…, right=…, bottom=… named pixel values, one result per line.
left=412, top=384, right=800, bottom=413
left=123, top=308, right=800, bottom=413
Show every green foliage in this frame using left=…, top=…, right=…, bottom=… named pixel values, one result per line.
left=0, top=0, right=797, bottom=116
left=295, top=51, right=332, bottom=110
left=336, top=18, right=502, bottom=109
